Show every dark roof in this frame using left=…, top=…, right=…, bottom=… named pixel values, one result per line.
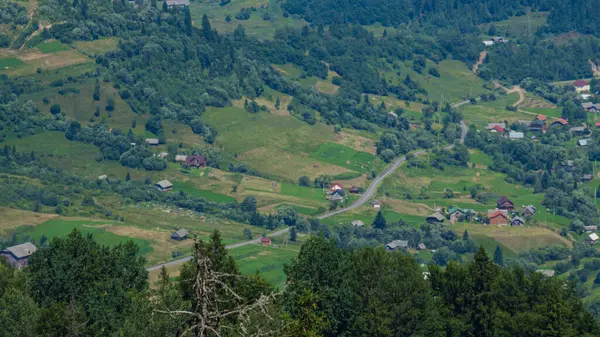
left=497, top=196, right=513, bottom=206
left=185, top=155, right=207, bottom=167
left=156, top=180, right=173, bottom=189
left=172, top=229, right=188, bottom=238
left=427, top=212, right=445, bottom=222
left=165, top=0, right=190, bottom=5
left=386, top=240, right=409, bottom=250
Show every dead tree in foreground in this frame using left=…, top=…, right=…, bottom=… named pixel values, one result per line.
left=156, top=237, right=284, bottom=337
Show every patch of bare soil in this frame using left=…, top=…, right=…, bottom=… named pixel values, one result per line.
left=472, top=51, right=487, bottom=74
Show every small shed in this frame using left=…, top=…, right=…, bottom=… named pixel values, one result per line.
left=585, top=226, right=598, bottom=232
left=171, top=229, right=189, bottom=241
left=0, top=242, right=37, bottom=269
left=145, top=138, right=159, bottom=146
left=523, top=205, right=537, bottom=217
left=578, top=139, right=589, bottom=147
left=157, top=152, right=169, bottom=159
left=497, top=196, right=514, bottom=210
left=583, top=174, right=593, bottom=182
left=511, top=216, right=525, bottom=226
left=351, top=220, right=365, bottom=227
left=155, top=180, right=173, bottom=191
left=260, top=237, right=272, bottom=246
left=570, top=126, right=587, bottom=135
left=185, top=155, right=207, bottom=168
left=175, top=155, right=188, bottom=162
left=551, top=118, right=568, bottom=127
left=536, top=269, right=555, bottom=277
left=589, top=233, right=599, bottom=245
left=372, top=200, right=381, bottom=209
left=349, top=186, right=360, bottom=194
left=508, top=132, right=524, bottom=140
left=417, top=243, right=426, bottom=250
left=165, top=0, right=190, bottom=7
left=98, top=175, right=108, bottom=180
left=386, top=240, right=409, bottom=251
left=426, top=212, right=445, bottom=224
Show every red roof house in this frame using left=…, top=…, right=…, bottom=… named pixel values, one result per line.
left=536, top=114, right=547, bottom=121
left=573, top=80, right=590, bottom=88
left=488, top=210, right=508, bottom=225
left=184, top=155, right=207, bottom=168
left=260, top=237, right=272, bottom=246
left=490, top=125, right=505, bottom=133
left=596, top=122, right=600, bottom=129
left=330, top=182, right=344, bottom=191
left=551, top=118, right=568, bottom=126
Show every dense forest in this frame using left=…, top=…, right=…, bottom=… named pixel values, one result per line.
left=1, top=232, right=598, bottom=337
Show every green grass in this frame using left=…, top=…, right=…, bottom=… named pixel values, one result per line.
left=309, top=142, right=378, bottom=173
left=0, top=58, right=25, bottom=69
left=519, top=107, right=563, bottom=118
left=230, top=241, right=300, bottom=286
left=275, top=203, right=319, bottom=215
left=480, top=12, right=549, bottom=39
left=171, top=181, right=237, bottom=203
left=460, top=93, right=538, bottom=127
left=15, top=219, right=153, bottom=256
left=280, top=183, right=325, bottom=202
left=73, top=37, right=120, bottom=55
left=37, top=40, right=70, bottom=53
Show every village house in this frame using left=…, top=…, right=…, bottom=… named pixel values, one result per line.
left=184, top=155, right=207, bottom=168
left=529, top=118, right=546, bottom=132
left=536, top=269, right=556, bottom=277
left=483, top=40, right=494, bottom=46
left=523, top=205, right=537, bottom=217
left=260, top=237, right=272, bottom=246
left=351, top=220, right=365, bottom=227
left=426, top=211, right=445, bottom=224
left=372, top=200, right=381, bottom=209
left=349, top=185, right=360, bottom=194
left=582, top=102, right=600, bottom=112
left=175, top=154, right=188, bottom=162
left=448, top=207, right=475, bottom=224
left=386, top=240, right=409, bottom=251
left=417, top=243, right=427, bottom=250
left=155, top=179, right=173, bottom=192
left=488, top=209, right=509, bottom=225
left=171, top=229, right=189, bottom=241
left=330, top=182, right=344, bottom=191
left=509, top=131, right=524, bottom=140
left=491, top=36, right=508, bottom=43
left=570, top=126, right=587, bottom=136
left=157, top=152, right=169, bottom=159
left=98, top=174, right=108, bottom=180
left=551, top=118, right=569, bottom=127
left=497, top=196, right=514, bottom=210
left=388, top=111, right=398, bottom=118
left=578, top=139, right=589, bottom=147
left=585, top=226, right=598, bottom=232
left=164, top=0, right=190, bottom=8
left=511, top=216, right=525, bottom=226
left=561, top=160, right=576, bottom=172
left=0, top=242, right=37, bottom=269
left=573, top=80, right=591, bottom=93
left=327, top=188, right=345, bottom=201
left=487, top=122, right=506, bottom=133
left=583, top=174, right=593, bottom=182
left=145, top=138, right=159, bottom=146
left=588, top=233, right=599, bottom=245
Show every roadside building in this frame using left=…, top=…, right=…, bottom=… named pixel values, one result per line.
left=175, top=155, right=188, bottom=162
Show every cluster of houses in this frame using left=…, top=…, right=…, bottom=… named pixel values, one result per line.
left=488, top=114, right=578, bottom=139
left=385, top=240, right=427, bottom=252
left=325, top=182, right=360, bottom=202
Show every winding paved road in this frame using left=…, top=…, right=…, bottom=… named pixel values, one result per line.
left=147, top=111, right=468, bottom=272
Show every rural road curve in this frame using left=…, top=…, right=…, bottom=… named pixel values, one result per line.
left=146, top=109, right=468, bottom=272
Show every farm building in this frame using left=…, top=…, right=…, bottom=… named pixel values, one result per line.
left=171, top=229, right=189, bottom=241
left=98, top=174, right=108, bottom=180
left=417, top=243, right=426, bottom=250
left=491, top=36, right=508, bottom=43
left=583, top=174, right=593, bottom=182
left=523, top=205, right=537, bottom=217
left=330, top=193, right=344, bottom=202
left=145, top=138, right=159, bottom=145
left=448, top=207, right=475, bottom=224
left=578, top=139, right=589, bottom=147
left=573, top=80, right=590, bottom=93
left=330, top=182, right=344, bottom=191
left=175, top=155, right=188, bottom=162
left=327, top=189, right=345, bottom=201
left=497, top=196, right=514, bottom=210
left=570, top=126, right=587, bottom=135
left=351, top=220, right=365, bottom=227
left=487, top=123, right=506, bottom=133
left=508, top=132, right=524, bottom=140
left=372, top=200, right=381, bottom=209
left=529, top=119, right=546, bottom=132
left=488, top=209, right=508, bottom=225
left=349, top=186, right=359, bottom=194
left=155, top=180, right=173, bottom=191
left=157, top=152, right=169, bottom=159
left=585, top=226, right=598, bottom=232
left=185, top=155, right=207, bottom=168
left=511, top=216, right=525, bottom=226
left=164, top=0, right=190, bottom=8
left=0, top=242, right=37, bottom=269
left=426, top=211, right=445, bottom=224
left=483, top=40, right=494, bottom=46
left=386, top=240, right=408, bottom=251
left=260, top=237, right=272, bottom=246
left=588, top=233, right=599, bottom=245
left=536, top=269, right=555, bottom=277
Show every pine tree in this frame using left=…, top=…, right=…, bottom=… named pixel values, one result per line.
left=184, top=7, right=193, bottom=36
left=275, top=96, right=281, bottom=109
left=372, top=210, right=387, bottom=229
left=290, top=227, right=297, bottom=242
left=93, top=79, right=100, bottom=101
left=202, top=14, right=213, bottom=41
left=126, top=171, right=131, bottom=181
left=159, top=265, right=169, bottom=285
left=493, top=245, right=504, bottom=266
left=463, top=230, right=469, bottom=241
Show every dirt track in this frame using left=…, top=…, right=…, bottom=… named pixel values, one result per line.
left=472, top=51, right=487, bottom=74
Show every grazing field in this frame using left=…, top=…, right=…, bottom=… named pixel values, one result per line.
left=459, top=93, right=536, bottom=127
left=0, top=48, right=92, bottom=77
left=189, top=0, right=306, bottom=39
left=480, top=12, right=549, bottom=38
left=201, top=105, right=355, bottom=180
left=0, top=207, right=58, bottom=235
left=280, top=183, right=326, bottom=202
left=0, top=57, right=25, bottom=69
left=37, top=40, right=69, bottom=53
left=519, top=107, right=563, bottom=118
left=309, top=142, right=380, bottom=173
left=73, top=37, right=120, bottom=55
left=230, top=240, right=302, bottom=286
left=171, top=181, right=237, bottom=203
left=14, top=218, right=154, bottom=256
